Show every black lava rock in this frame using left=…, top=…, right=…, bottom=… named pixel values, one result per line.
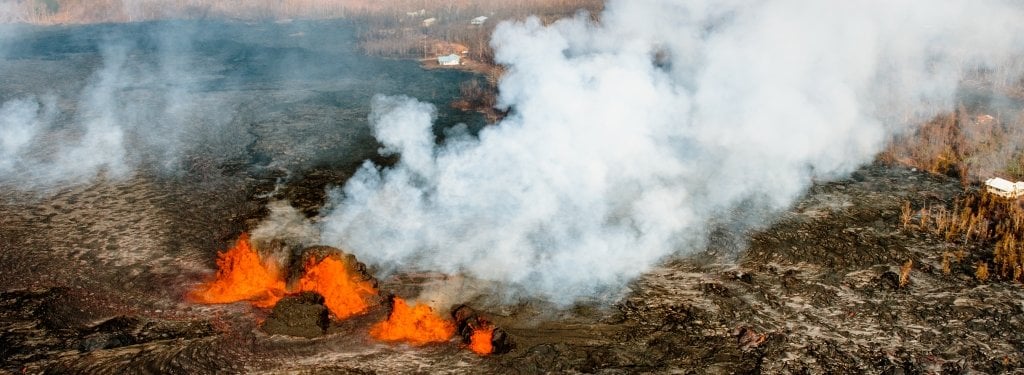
left=262, top=292, right=329, bottom=338
left=451, top=304, right=514, bottom=355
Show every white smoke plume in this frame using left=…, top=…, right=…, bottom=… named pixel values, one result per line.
left=251, top=200, right=322, bottom=249
left=0, top=97, right=56, bottom=175
left=0, top=25, right=211, bottom=189
left=0, top=2, right=25, bottom=24
left=320, top=0, right=1024, bottom=304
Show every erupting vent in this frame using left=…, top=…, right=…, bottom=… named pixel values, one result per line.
left=370, top=297, right=455, bottom=345
left=189, top=234, right=511, bottom=355
left=187, top=234, right=286, bottom=308
left=468, top=324, right=495, bottom=355
left=452, top=304, right=513, bottom=355
left=297, top=255, right=378, bottom=319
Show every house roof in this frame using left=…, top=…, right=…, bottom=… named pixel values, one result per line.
left=986, top=177, right=1016, bottom=191
left=437, top=54, right=460, bottom=64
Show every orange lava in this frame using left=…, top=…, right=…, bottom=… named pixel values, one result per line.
left=188, top=233, right=286, bottom=308
left=297, top=256, right=378, bottom=319
left=468, top=324, right=494, bottom=355
left=370, top=298, right=455, bottom=345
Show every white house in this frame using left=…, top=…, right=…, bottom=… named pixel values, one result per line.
left=976, top=114, right=995, bottom=124
left=471, top=16, right=488, bottom=25
left=437, top=54, right=461, bottom=66
left=984, top=177, right=1024, bottom=199
left=422, top=17, right=437, bottom=27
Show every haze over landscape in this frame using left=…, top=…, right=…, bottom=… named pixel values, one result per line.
left=1, top=0, right=1024, bottom=373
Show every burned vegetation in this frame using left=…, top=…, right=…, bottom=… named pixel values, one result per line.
left=901, top=189, right=1024, bottom=283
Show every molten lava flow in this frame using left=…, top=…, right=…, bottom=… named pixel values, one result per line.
left=468, top=324, right=494, bottom=355
left=188, top=233, right=286, bottom=308
left=370, top=298, right=455, bottom=345
left=297, top=256, right=378, bottom=319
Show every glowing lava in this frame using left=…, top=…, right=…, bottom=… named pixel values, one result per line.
left=189, top=236, right=485, bottom=351
left=297, top=256, right=378, bottom=319
left=468, top=324, right=494, bottom=355
left=187, top=233, right=286, bottom=308
left=370, top=298, right=455, bottom=345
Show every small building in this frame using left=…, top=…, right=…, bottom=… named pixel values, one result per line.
left=471, top=16, right=488, bottom=25
left=437, top=54, right=461, bottom=66
left=984, top=177, right=1024, bottom=199
left=422, top=17, right=437, bottom=27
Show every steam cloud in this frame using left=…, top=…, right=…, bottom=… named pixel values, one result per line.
left=320, top=0, right=1024, bottom=303
left=0, top=24, right=213, bottom=189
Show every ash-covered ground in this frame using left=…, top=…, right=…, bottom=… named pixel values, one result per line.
left=1, top=21, right=1023, bottom=375
left=5, top=155, right=1023, bottom=374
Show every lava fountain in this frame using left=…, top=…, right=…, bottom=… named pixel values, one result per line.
left=297, top=255, right=378, bottom=319
left=187, top=233, right=287, bottom=308
left=468, top=324, right=495, bottom=355
left=188, top=234, right=508, bottom=354
left=370, top=297, right=455, bottom=345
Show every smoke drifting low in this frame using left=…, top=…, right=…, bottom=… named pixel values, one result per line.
left=320, top=0, right=1024, bottom=303
left=0, top=24, right=218, bottom=189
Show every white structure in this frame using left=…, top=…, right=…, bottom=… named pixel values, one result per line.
left=984, top=177, right=1024, bottom=199
left=437, top=54, right=461, bottom=66
left=977, top=114, right=995, bottom=123
left=471, top=16, right=488, bottom=25
left=422, top=17, right=437, bottom=27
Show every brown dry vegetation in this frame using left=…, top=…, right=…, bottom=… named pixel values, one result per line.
left=356, top=2, right=601, bottom=122
left=898, top=259, right=913, bottom=287
left=6, top=0, right=602, bottom=59
left=450, top=78, right=507, bottom=123
left=879, top=77, right=1024, bottom=184
left=5, top=0, right=598, bottom=24
left=3, top=0, right=603, bottom=64
left=902, top=191, right=1024, bottom=283
left=353, top=0, right=602, bottom=62
left=3, top=0, right=348, bottom=23
left=879, top=109, right=1024, bottom=185
left=887, top=68, right=1024, bottom=284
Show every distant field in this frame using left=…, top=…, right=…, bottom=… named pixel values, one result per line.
left=1, top=0, right=602, bottom=24
left=2, top=0, right=603, bottom=81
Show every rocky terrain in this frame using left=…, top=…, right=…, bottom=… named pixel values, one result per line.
left=3, top=160, right=1023, bottom=374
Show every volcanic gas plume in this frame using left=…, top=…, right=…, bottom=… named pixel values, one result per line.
left=0, top=23, right=215, bottom=189
left=318, top=0, right=1024, bottom=305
